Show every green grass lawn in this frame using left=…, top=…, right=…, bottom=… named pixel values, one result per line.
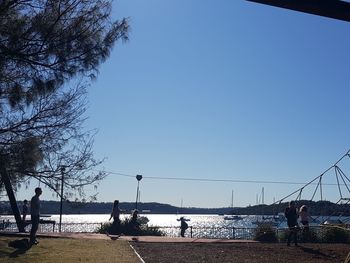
left=0, top=236, right=140, bottom=263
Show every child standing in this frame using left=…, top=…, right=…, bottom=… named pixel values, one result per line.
left=179, top=217, right=188, bottom=237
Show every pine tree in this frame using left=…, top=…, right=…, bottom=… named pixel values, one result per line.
left=0, top=0, right=129, bottom=231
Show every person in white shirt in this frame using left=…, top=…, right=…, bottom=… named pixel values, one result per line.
left=299, top=205, right=310, bottom=240
left=299, top=205, right=310, bottom=227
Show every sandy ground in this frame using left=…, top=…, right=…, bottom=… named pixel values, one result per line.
left=131, top=242, right=350, bottom=263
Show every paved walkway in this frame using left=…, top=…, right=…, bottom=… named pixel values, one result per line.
left=0, top=231, right=257, bottom=243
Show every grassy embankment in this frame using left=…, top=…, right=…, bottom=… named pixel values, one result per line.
left=0, top=236, right=140, bottom=263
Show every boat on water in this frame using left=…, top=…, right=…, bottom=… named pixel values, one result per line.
left=321, top=219, right=344, bottom=225
left=224, top=215, right=243, bottom=221
left=223, top=190, right=243, bottom=220
left=252, top=217, right=281, bottom=227
left=251, top=188, right=286, bottom=227
left=252, top=213, right=285, bottom=227
left=318, top=212, right=350, bottom=227
left=269, top=212, right=285, bottom=222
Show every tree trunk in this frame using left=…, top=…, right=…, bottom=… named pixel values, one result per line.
left=0, top=164, right=25, bottom=232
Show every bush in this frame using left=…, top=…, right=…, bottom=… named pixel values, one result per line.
left=321, top=227, right=350, bottom=243
left=253, top=224, right=278, bottom=242
left=139, top=225, right=164, bottom=236
left=277, top=229, right=288, bottom=242
left=299, top=227, right=320, bottom=243
left=278, top=227, right=320, bottom=243
left=96, top=216, right=164, bottom=236
left=97, top=222, right=112, bottom=234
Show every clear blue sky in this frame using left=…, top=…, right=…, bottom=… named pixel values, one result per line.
left=17, top=0, right=350, bottom=208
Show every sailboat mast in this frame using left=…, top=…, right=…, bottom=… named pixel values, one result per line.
left=231, top=190, right=234, bottom=208
left=262, top=187, right=264, bottom=205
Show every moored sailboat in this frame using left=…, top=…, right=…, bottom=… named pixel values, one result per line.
left=223, top=190, right=244, bottom=221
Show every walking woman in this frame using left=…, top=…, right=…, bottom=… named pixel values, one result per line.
left=109, top=200, right=123, bottom=234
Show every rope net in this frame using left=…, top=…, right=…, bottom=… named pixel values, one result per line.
left=273, top=150, right=350, bottom=228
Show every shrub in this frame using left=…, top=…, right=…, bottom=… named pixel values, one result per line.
left=253, top=224, right=278, bottom=242
left=299, top=227, right=320, bottom=243
left=97, top=222, right=112, bottom=234
left=277, top=229, right=288, bottom=242
left=321, top=227, right=350, bottom=243
left=278, top=226, right=320, bottom=243
left=95, top=216, right=164, bottom=236
left=139, top=225, right=164, bottom=236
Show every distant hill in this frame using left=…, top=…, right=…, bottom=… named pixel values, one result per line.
left=234, top=200, right=350, bottom=216
left=0, top=200, right=349, bottom=216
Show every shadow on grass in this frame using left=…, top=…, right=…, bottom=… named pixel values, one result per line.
left=0, top=239, right=12, bottom=258
left=0, top=251, right=11, bottom=257
left=9, top=248, right=29, bottom=258
left=298, top=245, right=334, bottom=259
left=0, top=244, right=29, bottom=259
left=5, top=238, right=31, bottom=258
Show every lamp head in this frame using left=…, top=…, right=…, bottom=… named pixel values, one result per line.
left=136, top=174, right=142, bottom=181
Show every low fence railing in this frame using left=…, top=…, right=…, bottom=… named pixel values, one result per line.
left=156, top=226, right=255, bottom=240
left=0, top=220, right=102, bottom=233
left=1, top=221, right=349, bottom=243
left=154, top=225, right=350, bottom=243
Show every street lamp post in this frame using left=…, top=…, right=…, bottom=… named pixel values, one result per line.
left=135, top=174, right=142, bottom=210
left=59, top=166, right=65, bottom=232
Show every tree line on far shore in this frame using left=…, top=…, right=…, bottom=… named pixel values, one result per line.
left=0, top=200, right=348, bottom=216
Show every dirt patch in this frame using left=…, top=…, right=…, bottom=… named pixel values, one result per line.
left=132, top=242, right=350, bottom=263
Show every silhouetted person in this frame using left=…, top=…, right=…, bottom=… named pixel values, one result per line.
left=30, top=187, right=42, bottom=246
left=109, top=200, right=123, bottom=234
left=20, top=199, right=28, bottom=232
left=178, top=217, right=188, bottom=237
left=129, top=210, right=140, bottom=235
left=285, top=201, right=298, bottom=246
left=22, top=199, right=28, bottom=221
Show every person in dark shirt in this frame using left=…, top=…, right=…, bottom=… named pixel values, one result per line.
left=284, top=201, right=299, bottom=246
left=178, top=217, right=188, bottom=237
left=30, top=187, right=42, bottom=246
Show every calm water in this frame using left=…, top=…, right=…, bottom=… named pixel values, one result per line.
left=46, top=214, right=261, bottom=228
left=2, top=213, right=346, bottom=228
left=1, top=213, right=348, bottom=236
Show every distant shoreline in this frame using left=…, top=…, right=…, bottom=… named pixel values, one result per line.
left=1, top=199, right=349, bottom=216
